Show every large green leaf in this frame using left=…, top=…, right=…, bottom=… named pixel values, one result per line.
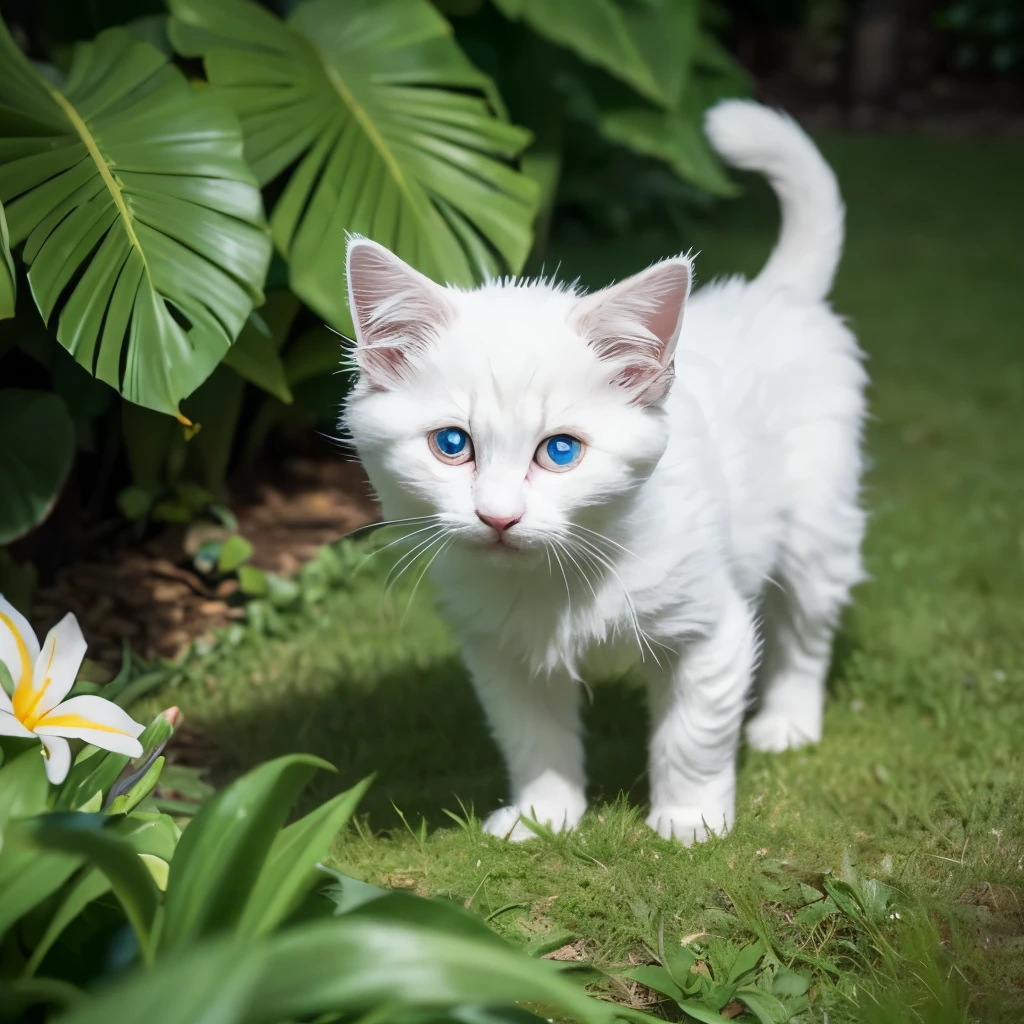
left=58, top=896, right=615, bottom=1024
left=237, top=774, right=371, bottom=936
left=0, top=22, right=272, bottom=416
left=0, top=749, right=49, bottom=828
left=159, top=753, right=333, bottom=950
left=0, top=754, right=82, bottom=939
left=19, top=813, right=161, bottom=961
left=599, top=103, right=738, bottom=197
left=0, top=198, right=14, bottom=318
left=495, top=1, right=748, bottom=196
left=169, top=0, right=538, bottom=333
left=252, top=899, right=616, bottom=1024
left=222, top=290, right=300, bottom=404
left=492, top=0, right=699, bottom=109
left=181, top=363, right=246, bottom=493
left=23, top=868, right=111, bottom=977
left=0, top=389, right=75, bottom=544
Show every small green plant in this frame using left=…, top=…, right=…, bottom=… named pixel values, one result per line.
left=0, top=587, right=632, bottom=1024
left=1, top=742, right=626, bottom=1024
left=623, top=933, right=810, bottom=1023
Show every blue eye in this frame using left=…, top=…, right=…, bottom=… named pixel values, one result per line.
left=537, top=434, right=583, bottom=471
left=431, top=427, right=472, bottom=463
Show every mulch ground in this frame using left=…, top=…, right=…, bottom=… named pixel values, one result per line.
left=32, top=456, right=378, bottom=674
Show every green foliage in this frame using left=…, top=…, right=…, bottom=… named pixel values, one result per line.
left=623, top=937, right=808, bottom=1022
left=493, top=0, right=689, bottom=105
left=0, top=23, right=272, bottom=418
left=0, top=713, right=618, bottom=1024
left=0, top=0, right=747, bottom=542
left=0, top=199, right=13, bottom=319
left=138, top=133, right=1024, bottom=1021
left=169, top=0, right=539, bottom=333
left=0, top=389, right=75, bottom=544
left=487, top=0, right=750, bottom=198
left=222, top=293, right=301, bottom=406
left=49, top=893, right=617, bottom=1024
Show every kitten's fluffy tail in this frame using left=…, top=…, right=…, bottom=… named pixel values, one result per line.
left=705, top=99, right=844, bottom=302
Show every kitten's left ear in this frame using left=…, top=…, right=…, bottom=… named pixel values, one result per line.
left=570, top=256, right=692, bottom=405
left=346, top=238, right=453, bottom=389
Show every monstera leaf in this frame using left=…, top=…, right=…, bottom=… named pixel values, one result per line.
left=0, top=22, right=272, bottom=417
left=0, top=200, right=13, bottom=319
left=492, top=0, right=700, bottom=108
left=169, top=0, right=538, bottom=333
left=492, top=0, right=748, bottom=196
left=0, top=390, right=75, bottom=544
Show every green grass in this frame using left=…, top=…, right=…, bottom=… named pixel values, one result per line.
left=145, top=132, right=1024, bottom=1021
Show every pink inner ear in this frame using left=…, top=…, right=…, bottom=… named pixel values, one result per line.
left=571, top=256, right=691, bottom=402
left=644, top=263, right=691, bottom=359
left=346, top=240, right=451, bottom=387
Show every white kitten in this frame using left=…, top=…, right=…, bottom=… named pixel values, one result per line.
left=342, top=101, right=866, bottom=844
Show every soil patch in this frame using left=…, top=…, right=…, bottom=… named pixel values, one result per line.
left=32, top=455, right=378, bottom=672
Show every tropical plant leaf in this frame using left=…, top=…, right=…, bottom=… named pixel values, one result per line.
left=283, top=326, right=347, bottom=389
left=168, top=0, right=538, bottom=333
left=599, top=103, right=738, bottom=197
left=0, top=389, right=75, bottom=545
left=237, top=775, right=371, bottom=936
left=181, top=364, right=247, bottom=494
left=159, top=753, right=333, bottom=950
left=492, top=0, right=699, bottom=108
left=58, top=899, right=616, bottom=1024
left=254, top=895, right=615, bottom=1023
left=0, top=749, right=49, bottom=828
left=23, top=868, right=112, bottom=977
left=19, top=813, right=161, bottom=959
left=0, top=757, right=83, bottom=939
left=0, top=22, right=272, bottom=416
left=223, top=290, right=300, bottom=403
left=0, top=198, right=14, bottom=318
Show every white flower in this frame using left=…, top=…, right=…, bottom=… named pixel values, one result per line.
left=0, top=595, right=144, bottom=784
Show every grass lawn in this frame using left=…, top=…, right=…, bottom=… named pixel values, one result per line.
left=145, top=131, right=1024, bottom=1022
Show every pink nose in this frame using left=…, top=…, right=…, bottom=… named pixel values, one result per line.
left=477, top=512, right=521, bottom=534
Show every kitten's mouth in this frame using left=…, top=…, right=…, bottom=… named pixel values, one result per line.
left=474, top=533, right=524, bottom=556
left=488, top=537, right=520, bottom=554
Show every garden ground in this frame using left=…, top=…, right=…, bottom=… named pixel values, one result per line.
left=142, top=130, right=1024, bottom=1021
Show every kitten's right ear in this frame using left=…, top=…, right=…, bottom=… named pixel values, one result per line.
left=346, top=238, right=452, bottom=389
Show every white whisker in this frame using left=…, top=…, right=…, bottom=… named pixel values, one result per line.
left=565, top=529, right=664, bottom=666
left=385, top=526, right=447, bottom=596
left=402, top=531, right=455, bottom=624
left=548, top=542, right=573, bottom=614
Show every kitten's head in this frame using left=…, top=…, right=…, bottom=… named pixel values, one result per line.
left=342, top=239, right=691, bottom=560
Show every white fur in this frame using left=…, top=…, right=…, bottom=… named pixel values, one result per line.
left=342, top=100, right=867, bottom=844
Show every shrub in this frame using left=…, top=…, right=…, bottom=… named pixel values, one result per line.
left=0, top=0, right=748, bottom=556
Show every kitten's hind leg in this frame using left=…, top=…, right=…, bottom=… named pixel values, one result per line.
left=745, top=585, right=832, bottom=752
left=463, top=644, right=586, bottom=842
left=644, top=588, right=758, bottom=844
left=746, top=509, right=864, bottom=752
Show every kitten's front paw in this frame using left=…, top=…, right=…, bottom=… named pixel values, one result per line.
left=646, top=805, right=732, bottom=845
left=483, top=800, right=584, bottom=842
left=745, top=709, right=822, bottom=752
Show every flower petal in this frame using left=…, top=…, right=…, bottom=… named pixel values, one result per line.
left=14, top=613, right=86, bottom=727
left=0, top=593, right=41, bottom=713
left=40, top=735, right=71, bottom=785
left=0, top=709, right=34, bottom=738
left=35, top=695, right=145, bottom=758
